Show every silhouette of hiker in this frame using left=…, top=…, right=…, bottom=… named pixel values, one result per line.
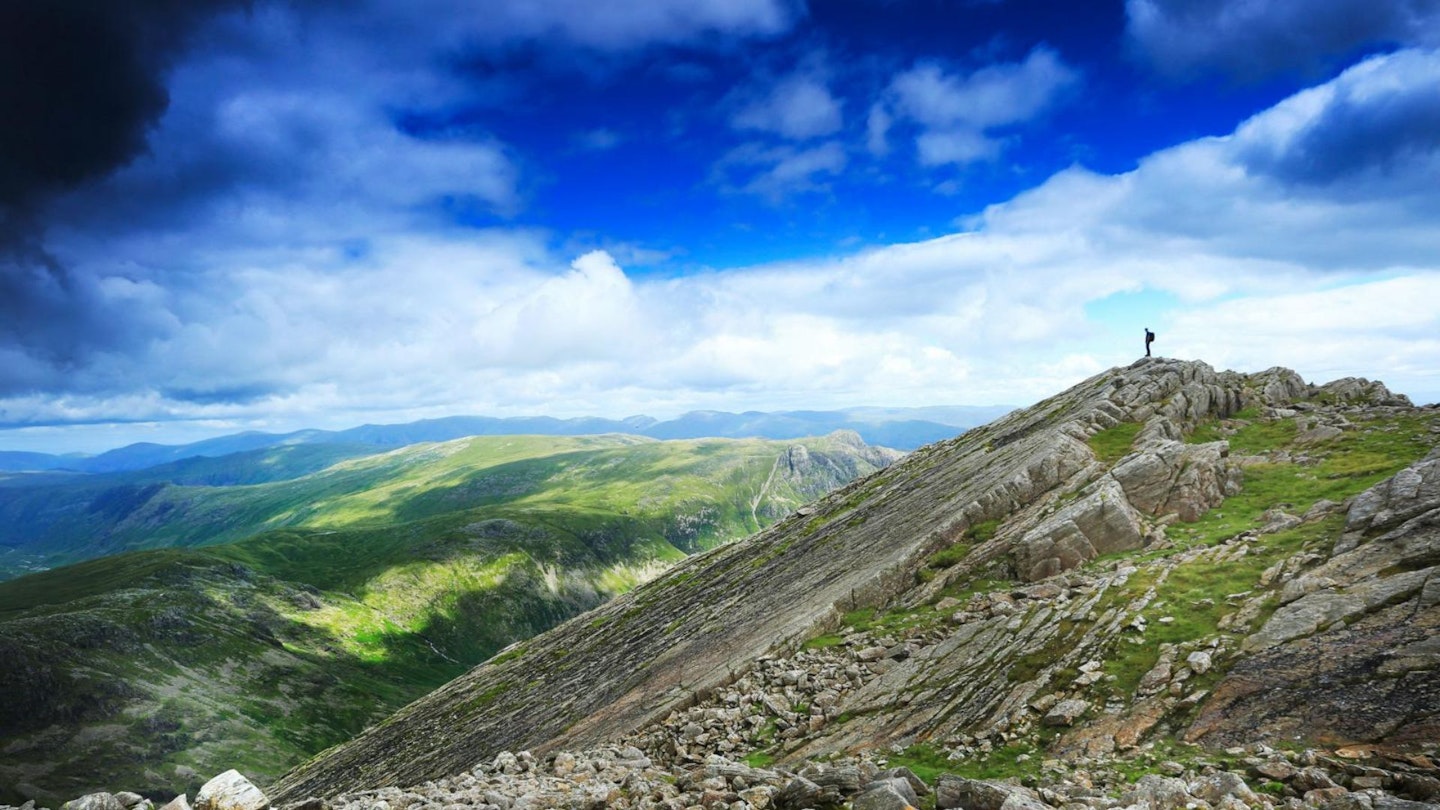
left=1144, top=328, right=1155, bottom=357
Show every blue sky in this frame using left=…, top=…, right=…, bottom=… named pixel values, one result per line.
left=2, top=0, right=1439, bottom=453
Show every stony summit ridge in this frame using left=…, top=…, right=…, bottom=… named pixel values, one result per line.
left=12, top=358, right=1440, bottom=810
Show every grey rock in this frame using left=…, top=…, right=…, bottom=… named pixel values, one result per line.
left=935, top=775, right=1010, bottom=810
left=1112, top=439, right=1235, bottom=521
left=1297, top=425, right=1344, bottom=444
left=865, top=777, right=920, bottom=807
left=1192, top=771, right=1263, bottom=807
left=1318, top=377, right=1411, bottom=407
left=851, top=783, right=916, bottom=810
left=195, top=771, right=270, bottom=810
left=1345, top=455, right=1440, bottom=536
left=62, top=795, right=125, bottom=810
left=1043, top=699, right=1090, bottom=727
left=1186, top=650, right=1213, bottom=675
left=1014, top=480, right=1144, bottom=581
left=1293, top=768, right=1341, bottom=793
left=113, top=796, right=143, bottom=810
left=773, top=776, right=842, bottom=810
left=1261, top=508, right=1303, bottom=534
left=1119, top=774, right=1192, bottom=810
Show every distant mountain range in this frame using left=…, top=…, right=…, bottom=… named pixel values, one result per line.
left=0, top=406, right=1013, bottom=473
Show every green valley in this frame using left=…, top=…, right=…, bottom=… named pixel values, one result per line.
left=0, top=431, right=899, bottom=803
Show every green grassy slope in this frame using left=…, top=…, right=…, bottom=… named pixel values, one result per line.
left=0, top=432, right=897, bottom=802
left=1, top=433, right=880, bottom=580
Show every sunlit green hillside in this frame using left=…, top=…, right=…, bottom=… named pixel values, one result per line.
left=0, top=431, right=898, bottom=802
left=0, top=432, right=888, bottom=580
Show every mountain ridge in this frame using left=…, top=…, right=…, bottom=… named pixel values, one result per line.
left=268, top=359, right=1440, bottom=808
left=0, top=406, right=1012, bottom=473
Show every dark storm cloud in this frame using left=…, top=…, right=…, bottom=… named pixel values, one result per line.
left=0, top=0, right=251, bottom=209
left=0, top=0, right=248, bottom=395
left=1126, top=0, right=1440, bottom=80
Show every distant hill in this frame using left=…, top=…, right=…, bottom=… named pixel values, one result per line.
left=0, top=431, right=901, bottom=802
left=0, top=405, right=1011, bottom=473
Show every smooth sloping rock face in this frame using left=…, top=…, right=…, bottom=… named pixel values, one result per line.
left=1344, top=450, right=1440, bottom=538
left=273, top=358, right=1261, bottom=801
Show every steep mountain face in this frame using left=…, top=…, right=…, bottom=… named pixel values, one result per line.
left=0, top=432, right=899, bottom=804
left=272, top=359, right=1438, bottom=807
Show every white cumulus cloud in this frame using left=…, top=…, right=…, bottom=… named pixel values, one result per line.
left=887, top=46, right=1080, bottom=167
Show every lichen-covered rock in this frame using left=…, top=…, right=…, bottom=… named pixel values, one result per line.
left=1319, top=377, right=1412, bottom=407
left=1250, top=367, right=1311, bottom=406
left=1343, top=451, right=1440, bottom=539
left=1042, top=699, right=1090, bottom=727
left=774, top=776, right=842, bottom=810
left=934, top=775, right=1047, bottom=810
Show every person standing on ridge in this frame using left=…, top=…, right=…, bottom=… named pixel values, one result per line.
left=1144, top=328, right=1155, bottom=357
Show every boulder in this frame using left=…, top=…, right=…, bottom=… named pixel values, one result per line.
left=873, top=767, right=927, bottom=798
left=1344, top=453, right=1440, bottom=538
left=1318, top=377, right=1412, bottom=407
left=1013, top=480, right=1145, bottom=581
left=1042, top=698, right=1089, bottom=727
left=934, top=775, right=1048, bottom=810
left=1186, top=650, right=1213, bottom=676
left=1250, top=367, right=1310, bottom=406
left=62, top=795, right=125, bottom=810
left=774, top=776, right=842, bottom=810
left=1119, top=774, right=1193, bottom=810
left=1111, top=439, right=1236, bottom=522
left=1192, top=771, right=1263, bottom=807
left=195, top=771, right=269, bottom=810
left=851, top=782, right=917, bottom=810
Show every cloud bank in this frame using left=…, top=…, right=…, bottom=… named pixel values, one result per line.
left=2, top=3, right=1438, bottom=453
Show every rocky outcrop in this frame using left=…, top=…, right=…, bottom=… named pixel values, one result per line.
left=1110, top=439, right=1239, bottom=521
left=1188, top=449, right=1440, bottom=750
left=1319, top=377, right=1414, bottom=407
left=1013, top=479, right=1145, bottom=581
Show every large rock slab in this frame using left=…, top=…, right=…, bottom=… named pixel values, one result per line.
left=194, top=771, right=269, bottom=810
left=1344, top=451, right=1440, bottom=539
left=1111, top=439, right=1238, bottom=521
left=62, top=795, right=125, bottom=810
left=1013, top=479, right=1145, bottom=581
